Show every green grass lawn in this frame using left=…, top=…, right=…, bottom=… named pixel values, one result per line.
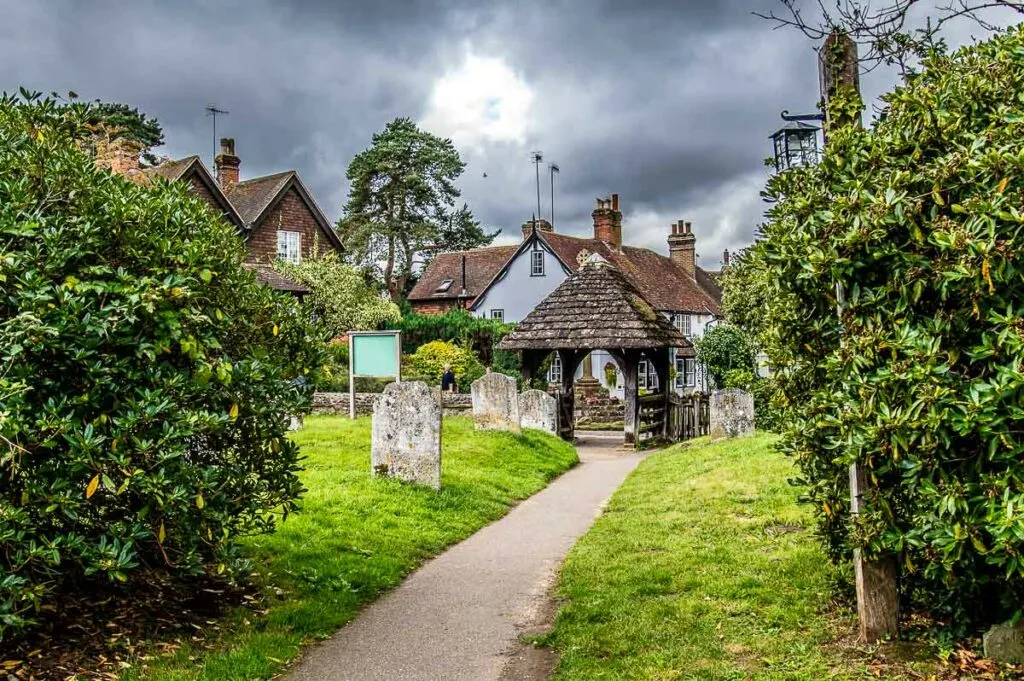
left=544, top=434, right=912, bottom=681
left=127, top=415, right=577, bottom=681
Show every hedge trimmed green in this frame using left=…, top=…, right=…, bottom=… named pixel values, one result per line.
left=0, top=91, right=324, bottom=638
left=743, top=27, right=1024, bottom=630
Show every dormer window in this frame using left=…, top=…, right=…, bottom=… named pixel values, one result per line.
left=436, top=279, right=454, bottom=293
left=531, top=251, right=545, bottom=276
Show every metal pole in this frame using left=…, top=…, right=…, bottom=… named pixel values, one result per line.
left=531, top=151, right=543, bottom=224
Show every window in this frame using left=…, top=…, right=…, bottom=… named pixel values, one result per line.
left=684, top=358, right=695, bottom=387
left=436, top=279, right=454, bottom=293
left=548, top=353, right=562, bottom=384
left=277, top=230, right=301, bottom=264
left=675, top=355, right=685, bottom=389
left=674, top=313, right=691, bottom=337
left=490, top=309, right=504, bottom=322
left=531, top=250, right=545, bottom=276
left=638, top=360, right=659, bottom=391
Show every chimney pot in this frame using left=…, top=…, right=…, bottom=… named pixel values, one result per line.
left=215, top=138, right=241, bottom=189
left=723, top=249, right=731, bottom=267
left=668, top=218, right=697, bottom=278
left=592, top=194, right=623, bottom=250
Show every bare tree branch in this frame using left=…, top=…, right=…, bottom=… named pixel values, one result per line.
left=755, top=0, right=1024, bottom=70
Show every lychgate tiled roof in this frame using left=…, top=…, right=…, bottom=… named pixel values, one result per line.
left=498, top=257, right=690, bottom=351
left=408, top=245, right=519, bottom=301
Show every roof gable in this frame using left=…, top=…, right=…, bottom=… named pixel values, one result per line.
left=407, top=244, right=519, bottom=301
left=143, top=156, right=246, bottom=232
left=225, top=172, right=344, bottom=253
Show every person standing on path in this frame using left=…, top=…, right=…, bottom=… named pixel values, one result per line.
left=441, top=364, right=457, bottom=393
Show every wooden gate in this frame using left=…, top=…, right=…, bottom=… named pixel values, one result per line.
left=556, top=390, right=574, bottom=441
left=667, top=393, right=710, bottom=442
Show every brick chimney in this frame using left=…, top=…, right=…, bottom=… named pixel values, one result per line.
left=668, top=220, right=696, bottom=278
left=521, top=218, right=554, bottom=240
left=592, top=193, right=622, bottom=250
left=722, top=249, right=731, bottom=268
left=215, top=138, right=240, bottom=188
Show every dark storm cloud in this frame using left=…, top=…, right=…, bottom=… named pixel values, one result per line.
left=0, top=0, right=1010, bottom=269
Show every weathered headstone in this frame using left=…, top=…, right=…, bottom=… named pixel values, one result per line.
left=371, top=381, right=442, bottom=489
left=709, top=389, right=755, bottom=440
left=984, top=620, right=1024, bottom=663
left=519, top=389, right=557, bottom=434
left=471, top=372, right=521, bottom=433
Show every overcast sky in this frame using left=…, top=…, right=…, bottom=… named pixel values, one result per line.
left=0, top=0, right=1015, bottom=269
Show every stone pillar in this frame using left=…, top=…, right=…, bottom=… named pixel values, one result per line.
left=575, top=352, right=601, bottom=398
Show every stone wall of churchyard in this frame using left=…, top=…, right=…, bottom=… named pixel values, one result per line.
left=313, top=390, right=625, bottom=424
left=313, top=392, right=472, bottom=417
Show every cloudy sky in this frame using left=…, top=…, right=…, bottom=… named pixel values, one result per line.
left=0, top=0, right=1015, bottom=269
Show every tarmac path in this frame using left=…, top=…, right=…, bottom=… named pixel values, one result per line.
left=288, top=431, right=644, bottom=681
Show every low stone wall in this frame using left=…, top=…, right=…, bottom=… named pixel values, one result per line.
left=575, top=396, right=624, bottom=425
left=312, top=391, right=473, bottom=417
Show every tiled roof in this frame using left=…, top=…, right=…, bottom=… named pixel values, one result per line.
left=407, top=245, right=519, bottom=301
left=223, top=171, right=294, bottom=226
left=498, top=257, right=690, bottom=351
left=143, top=155, right=200, bottom=182
left=244, top=264, right=308, bottom=293
left=539, top=233, right=722, bottom=315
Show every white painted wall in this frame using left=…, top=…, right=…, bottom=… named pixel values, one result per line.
left=471, top=240, right=567, bottom=322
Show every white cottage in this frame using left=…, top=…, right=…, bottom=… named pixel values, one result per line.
left=407, top=194, right=725, bottom=396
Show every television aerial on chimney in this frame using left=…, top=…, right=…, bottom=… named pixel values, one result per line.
left=530, top=151, right=543, bottom=224
left=205, top=104, right=229, bottom=175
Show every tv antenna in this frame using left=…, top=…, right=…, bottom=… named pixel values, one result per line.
left=549, top=163, right=559, bottom=229
left=205, top=104, right=229, bottom=175
left=531, top=151, right=543, bottom=223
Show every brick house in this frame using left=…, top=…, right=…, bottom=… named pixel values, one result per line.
left=407, top=195, right=725, bottom=395
left=142, top=138, right=343, bottom=293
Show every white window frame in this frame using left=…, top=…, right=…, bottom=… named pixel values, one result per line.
left=684, top=358, right=696, bottom=387
left=638, top=359, right=659, bottom=391
left=675, top=355, right=685, bottom=389
left=277, top=230, right=301, bottom=264
left=490, top=309, right=504, bottom=322
left=674, top=313, right=692, bottom=337
left=548, top=353, right=562, bottom=384
left=531, top=250, right=545, bottom=277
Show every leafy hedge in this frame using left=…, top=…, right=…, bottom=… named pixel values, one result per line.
left=745, top=27, right=1024, bottom=629
left=276, top=254, right=401, bottom=337
left=403, top=341, right=485, bottom=392
left=0, top=92, right=324, bottom=638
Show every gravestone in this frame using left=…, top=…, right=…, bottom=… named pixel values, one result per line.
left=471, top=372, right=521, bottom=433
left=985, top=620, right=1024, bottom=663
left=709, top=389, right=755, bottom=440
left=519, top=389, right=557, bottom=434
left=371, top=381, right=442, bottom=489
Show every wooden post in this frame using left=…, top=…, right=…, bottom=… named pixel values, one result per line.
left=851, top=463, right=900, bottom=641
left=610, top=349, right=640, bottom=446
left=649, top=348, right=672, bottom=440
left=556, top=349, right=581, bottom=442
left=820, top=30, right=899, bottom=644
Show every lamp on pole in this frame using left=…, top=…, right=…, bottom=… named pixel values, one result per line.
left=769, top=111, right=823, bottom=172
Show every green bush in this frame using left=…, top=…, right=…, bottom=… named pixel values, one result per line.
left=390, top=309, right=511, bottom=365
left=403, top=341, right=485, bottom=392
left=0, top=91, right=324, bottom=639
left=694, top=324, right=755, bottom=389
left=276, top=254, right=400, bottom=337
left=750, top=27, right=1024, bottom=629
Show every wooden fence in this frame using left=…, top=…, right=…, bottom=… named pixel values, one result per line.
left=635, top=392, right=710, bottom=445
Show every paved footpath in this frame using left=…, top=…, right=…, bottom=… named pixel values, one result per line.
left=289, top=432, right=644, bottom=681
